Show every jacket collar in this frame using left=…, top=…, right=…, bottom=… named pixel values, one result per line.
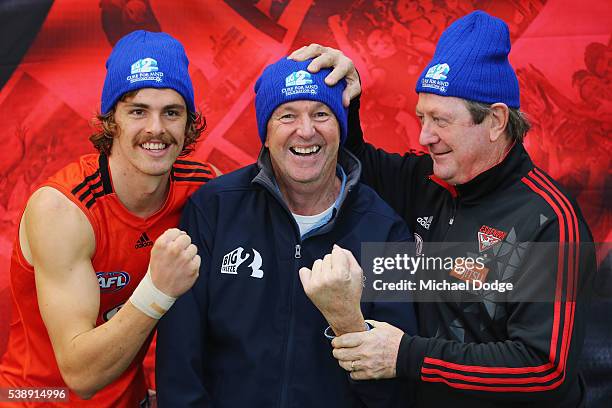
left=252, top=147, right=362, bottom=233
left=454, top=142, right=533, bottom=204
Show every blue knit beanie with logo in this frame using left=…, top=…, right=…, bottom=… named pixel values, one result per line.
left=415, top=11, right=520, bottom=108
left=254, top=57, right=348, bottom=144
left=101, top=30, right=195, bottom=114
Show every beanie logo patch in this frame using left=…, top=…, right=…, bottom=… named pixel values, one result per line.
left=421, top=63, right=450, bottom=93
left=425, top=63, right=450, bottom=80
left=131, top=58, right=159, bottom=74
left=127, top=58, right=164, bottom=84
left=282, top=70, right=318, bottom=97
left=285, top=70, right=312, bottom=86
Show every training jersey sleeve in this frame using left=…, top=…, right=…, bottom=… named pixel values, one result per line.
left=345, top=98, right=432, bottom=220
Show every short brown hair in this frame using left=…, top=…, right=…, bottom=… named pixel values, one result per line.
left=463, top=100, right=531, bottom=144
left=90, top=91, right=206, bottom=156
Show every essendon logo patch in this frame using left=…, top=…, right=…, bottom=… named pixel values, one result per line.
left=477, top=225, right=507, bottom=252
left=97, top=271, right=130, bottom=293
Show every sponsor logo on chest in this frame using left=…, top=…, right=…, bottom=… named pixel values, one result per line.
left=221, top=247, right=264, bottom=278
left=135, top=232, right=153, bottom=249
left=417, top=216, right=433, bottom=230
left=449, top=261, right=490, bottom=284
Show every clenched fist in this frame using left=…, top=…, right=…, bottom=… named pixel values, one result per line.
left=149, top=228, right=200, bottom=297
left=299, top=245, right=365, bottom=336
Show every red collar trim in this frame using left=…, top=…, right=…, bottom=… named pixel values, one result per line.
left=428, top=174, right=458, bottom=198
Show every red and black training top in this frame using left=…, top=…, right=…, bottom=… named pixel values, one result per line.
left=0, top=154, right=215, bottom=407
left=346, top=99, right=596, bottom=407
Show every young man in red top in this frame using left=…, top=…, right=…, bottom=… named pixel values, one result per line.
left=0, top=30, right=217, bottom=407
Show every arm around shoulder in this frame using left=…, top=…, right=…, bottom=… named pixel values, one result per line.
left=344, top=98, right=431, bottom=217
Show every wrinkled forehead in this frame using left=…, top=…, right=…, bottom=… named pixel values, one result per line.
left=415, top=93, right=468, bottom=115
left=272, top=100, right=333, bottom=115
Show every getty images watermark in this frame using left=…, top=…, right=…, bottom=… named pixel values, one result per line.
left=360, top=242, right=599, bottom=302
left=371, top=253, right=512, bottom=293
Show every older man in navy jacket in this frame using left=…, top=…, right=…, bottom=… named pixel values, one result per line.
left=155, top=57, right=417, bottom=407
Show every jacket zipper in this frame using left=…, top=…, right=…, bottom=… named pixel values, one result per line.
left=443, top=198, right=459, bottom=240
left=279, top=236, right=303, bottom=407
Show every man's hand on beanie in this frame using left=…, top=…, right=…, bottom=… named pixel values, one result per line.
left=288, top=44, right=361, bottom=107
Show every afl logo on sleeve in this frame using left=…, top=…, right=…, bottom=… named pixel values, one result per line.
left=97, top=271, right=131, bottom=293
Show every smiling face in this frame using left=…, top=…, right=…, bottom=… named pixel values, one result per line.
left=416, top=93, right=501, bottom=185
left=111, top=88, right=187, bottom=177
left=265, top=100, right=340, bottom=190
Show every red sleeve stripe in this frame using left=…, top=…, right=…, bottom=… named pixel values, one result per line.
left=527, top=173, right=571, bottom=367
left=531, top=170, right=578, bottom=375
left=533, top=168, right=580, bottom=370
left=420, top=376, right=571, bottom=392
left=419, top=170, right=579, bottom=390
left=421, top=367, right=562, bottom=384
left=422, top=358, right=553, bottom=374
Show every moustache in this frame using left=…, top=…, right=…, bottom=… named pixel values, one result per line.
left=135, top=133, right=178, bottom=146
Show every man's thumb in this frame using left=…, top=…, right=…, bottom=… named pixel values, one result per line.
left=299, top=267, right=312, bottom=288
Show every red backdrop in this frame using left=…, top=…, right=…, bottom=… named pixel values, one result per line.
left=0, top=0, right=610, bottom=369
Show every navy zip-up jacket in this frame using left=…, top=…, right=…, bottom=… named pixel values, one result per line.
left=156, top=148, right=418, bottom=407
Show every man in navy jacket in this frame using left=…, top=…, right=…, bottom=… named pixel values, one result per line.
left=155, top=57, right=417, bottom=407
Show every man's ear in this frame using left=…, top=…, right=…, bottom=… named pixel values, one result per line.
left=489, top=103, right=509, bottom=142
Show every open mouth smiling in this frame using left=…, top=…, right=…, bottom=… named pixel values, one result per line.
left=141, top=142, right=168, bottom=151
left=290, top=145, right=321, bottom=156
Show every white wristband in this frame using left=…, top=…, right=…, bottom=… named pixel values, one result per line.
left=129, top=267, right=177, bottom=320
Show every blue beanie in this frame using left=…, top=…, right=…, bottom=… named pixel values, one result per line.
left=416, top=11, right=520, bottom=108
left=101, top=30, right=195, bottom=114
left=254, top=57, right=348, bottom=144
